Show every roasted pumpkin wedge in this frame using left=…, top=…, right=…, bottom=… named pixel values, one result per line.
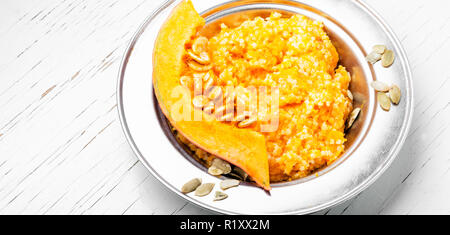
left=153, top=0, right=271, bottom=190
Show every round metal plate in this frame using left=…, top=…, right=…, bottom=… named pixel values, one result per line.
left=117, top=0, right=413, bottom=214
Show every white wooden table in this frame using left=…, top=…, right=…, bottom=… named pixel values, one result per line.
left=0, top=0, right=449, bottom=215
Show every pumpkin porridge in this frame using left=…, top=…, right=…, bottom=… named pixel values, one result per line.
left=154, top=0, right=353, bottom=189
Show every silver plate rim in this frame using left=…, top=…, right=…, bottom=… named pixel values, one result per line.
left=117, top=0, right=414, bottom=215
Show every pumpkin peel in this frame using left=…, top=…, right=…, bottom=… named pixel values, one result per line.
left=153, top=0, right=271, bottom=190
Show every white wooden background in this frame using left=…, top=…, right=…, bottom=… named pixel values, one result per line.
left=0, top=0, right=449, bottom=215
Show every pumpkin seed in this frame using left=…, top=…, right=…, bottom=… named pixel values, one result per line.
left=378, top=92, right=391, bottom=111
left=188, top=60, right=212, bottom=72
left=366, top=51, right=382, bottom=64
left=203, top=101, right=215, bottom=114
left=382, top=50, right=395, bottom=68
left=207, top=87, right=223, bottom=101
left=208, top=166, right=224, bottom=176
left=234, top=111, right=252, bottom=122
left=225, top=91, right=236, bottom=105
left=373, top=45, right=386, bottom=54
left=213, top=191, right=228, bottom=201
left=193, top=76, right=203, bottom=95
left=212, top=158, right=232, bottom=174
left=202, top=70, right=213, bottom=82
left=214, top=105, right=233, bottom=118
left=347, top=90, right=353, bottom=101
left=218, top=113, right=234, bottom=122
left=214, top=105, right=226, bottom=116
left=220, top=179, right=240, bottom=190
left=193, top=72, right=206, bottom=79
left=192, top=36, right=209, bottom=55
left=181, top=178, right=202, bottom=194
left=346, top=108, right=361, bottom=130
left=227, top=172, right=243, bottom=180
left=193, top=95, right=209, bottom=109
left=233, top=167, right=248, bottom=181
left=203, top=77, right=214, bottom=93
left=389, top=85, right=401, bottom=105
left=238, top=117, right=257, bottom=128
left=371, top=81, right=390, bottom=92
left=180, top=76, right=193, bottom=90
left=187, top=50, right=210, bottom=64
left=236, top=94, right=249, bottom=108
left=195, top=183, right=215, bottom=197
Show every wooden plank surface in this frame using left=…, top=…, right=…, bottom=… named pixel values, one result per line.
left=0, top=0, right=449, bottom=215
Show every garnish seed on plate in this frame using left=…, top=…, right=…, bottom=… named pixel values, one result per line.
left=195, top=183, right=215, bottom=197
left=181, top=178, right=202, bottom=194
left=377, top=92, right=391, bottom=111
left=220, top=179, right=240, bottom=190
left=214, top=191, right=228, bottom=201
left=382, top=50, right=395, bottom=68
left=371, top=81, right=390, bottom=92
left=389, top=85, right=401, bottom=105
left=366, top=51, right=382, bottom=64
left=373, top=45, right=386, bottom=54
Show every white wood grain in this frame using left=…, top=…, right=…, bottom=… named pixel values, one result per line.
left=0, top=0, right=449, bottom=215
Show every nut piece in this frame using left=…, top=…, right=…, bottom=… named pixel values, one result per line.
left=213, top=191, right=228, bottom=201
left=181, top=178, right=202, bottom=194
left=381, top=50, right=395, bottom=68
left=389, top=85, right=401, bottom=105
left=373, top=45, right=386, bottom=54
left=211, top=158, right=232, bottom=175
left=377, top=92, right=391, bottom=111
left=346, top=108, right=361, bottom=130
left=371, top=81, right=390, bottom=92
left=366, top=51, right=382, bottom=64
left=220, top=179, right=240, bottom=190
left=195, top=183, right=215, bottom=197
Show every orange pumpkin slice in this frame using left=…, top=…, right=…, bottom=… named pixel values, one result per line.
left=153, top=0, right=271, bottom=190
